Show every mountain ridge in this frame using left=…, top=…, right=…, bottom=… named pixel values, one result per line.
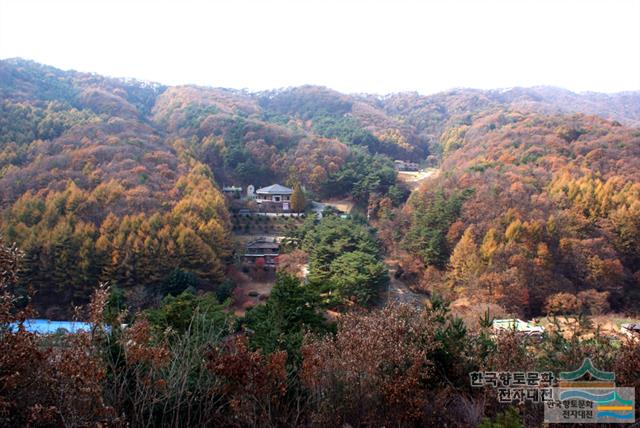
left=4, top=57, right=640, bottom=125
left=1, top=58, right=638, bottom=317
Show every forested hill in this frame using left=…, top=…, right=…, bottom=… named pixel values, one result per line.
left=380, top=110, right=640, bottom=317
left=1, top=58, right=639, bottom=316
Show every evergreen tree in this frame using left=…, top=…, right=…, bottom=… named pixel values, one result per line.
left=403, top=189, right=470, bottom=268
left=175, top=226, right=223, bottom=284
left=162, top=268, right=199, bottom=297
left=328, top=251, right=389, bottom=306
left=245, top=273, right=325, bottom=361
left=147, top=290, right=231, bottom=334
left=49, top=218, right=78, bottom=294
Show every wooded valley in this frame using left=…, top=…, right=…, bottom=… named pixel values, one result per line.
left=1, top=58, right=639, bottom=427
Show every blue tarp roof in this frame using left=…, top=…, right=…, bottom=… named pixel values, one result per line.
left=8, top=319, right=95, bottom=334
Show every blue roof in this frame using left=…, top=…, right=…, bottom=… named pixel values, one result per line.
left=9, top=319, right=96, bottom=334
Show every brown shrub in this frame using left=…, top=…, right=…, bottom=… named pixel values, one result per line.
left=0, top=237, right=118, bottom=426
left=301, top=304, right=440, bottom=427
left=207, top=336, right=291, bottom=426
left=545, top=292, right=580, bottom=315
left=577, top=289, right=610, bottom=315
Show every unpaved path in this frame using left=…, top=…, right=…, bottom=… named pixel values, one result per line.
left=381, top=168, right=440, bottom=307
left=396, top=168, right=439, bottom=191
left=385, top=261, right=425, bottom=306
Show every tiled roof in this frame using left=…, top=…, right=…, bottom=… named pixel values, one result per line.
left=256, top=184, right=293, bottom=194
left=247, top=242, right=280, bottom=250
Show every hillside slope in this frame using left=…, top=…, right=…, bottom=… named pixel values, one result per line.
left=382, top=109, right=640, bottom=316
left=0, top=58, right=638, bottom=317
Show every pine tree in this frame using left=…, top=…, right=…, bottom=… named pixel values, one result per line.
left=19, top=241, right=47, bottom=292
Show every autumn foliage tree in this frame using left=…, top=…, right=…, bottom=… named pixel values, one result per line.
left=0, top=236, right=116, bottom=426
left=290, top=183, right=306, bottom=213
left=2, top=162, right=231, bottom=316
left=385, top=108, right=640, bottom=316
left=448, top=225, right=481, bottom=294
left=301, top=304, right=440, bottom=426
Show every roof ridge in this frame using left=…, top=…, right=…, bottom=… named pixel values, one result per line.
left=256, top=183, right=293, bottom=193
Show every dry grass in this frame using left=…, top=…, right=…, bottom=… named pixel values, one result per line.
left=536, top=314, right=640, bottom=339
left=450, top=298, right=510, bottom=331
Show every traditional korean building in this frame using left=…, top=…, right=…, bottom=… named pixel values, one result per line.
left=255, top=184, right=293, bottom=211
left=244, top=238, right=280, bottom=266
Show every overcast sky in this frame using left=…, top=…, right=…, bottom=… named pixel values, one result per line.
left=1, top=0, right=639, bottom=94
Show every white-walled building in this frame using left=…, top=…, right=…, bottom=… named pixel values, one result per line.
left=255, top=184, right=293, bottom=210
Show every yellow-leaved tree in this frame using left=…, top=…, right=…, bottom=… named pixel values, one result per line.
left=290, top=183, right=306, bottom=213
left=448, top=225, right=481, bottom=294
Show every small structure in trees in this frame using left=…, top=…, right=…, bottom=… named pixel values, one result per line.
left=621, top=323, right=640, bottom=340
left=244, top=238, right=280, bottom=267
left=393, top=160, right=420, bottom=171
left=492, top=319, right=544, bottom=338
left=246, top=184, right=256, bottom=200
left=222, top=185, right=243, bottom=199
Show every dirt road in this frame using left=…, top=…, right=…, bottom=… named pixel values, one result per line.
left=381, top=168, right=440, bottom=307
left=385, top=261, right=425, bottom=307
left=396, top=168, right=439, bottom=191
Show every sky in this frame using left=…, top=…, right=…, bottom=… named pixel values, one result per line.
left=1, top=0, right=639, bottom=94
